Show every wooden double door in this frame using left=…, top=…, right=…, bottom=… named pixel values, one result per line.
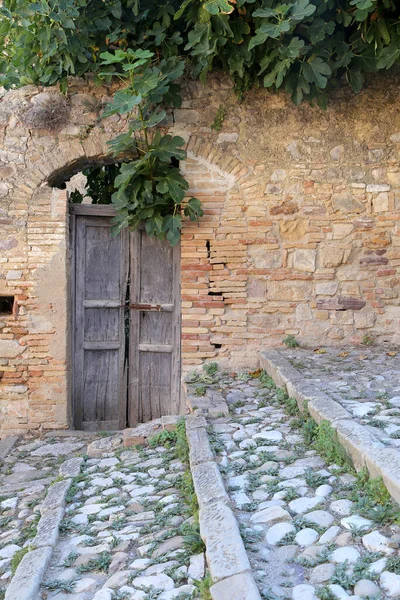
left=70, top=205, right=181, bottom=430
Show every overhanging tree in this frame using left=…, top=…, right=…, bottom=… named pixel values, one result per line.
left=0, top=0, right=398, bottom=243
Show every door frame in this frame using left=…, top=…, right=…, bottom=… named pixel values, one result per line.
left=69, top=203, right=181, bottom=429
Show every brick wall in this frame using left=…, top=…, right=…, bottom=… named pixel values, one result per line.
left=1, top=75, right=400, bottom=432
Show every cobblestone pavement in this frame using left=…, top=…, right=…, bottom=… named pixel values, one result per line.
left=205, top=368, right=400, bottom=600
left=0, top=435, right=87, bottom=597
left=281, top=347, right=400, bottom=449
left=0, top=433, right=205, bottom=600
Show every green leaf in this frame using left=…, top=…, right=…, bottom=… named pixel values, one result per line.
left=145, top=215, right=164, bottom=238
left=162, top=214, right=182, bottom=246
left=285, top=72, right=310, bottom=104
left=107, top=132, right=136, bottom=156
left=134, top=71, right=160, bottom=95
left=350, top=0, right=375, bottom=9
left=259, top=20, right=291, bottom=39
left=303, top=56, right=332, bottom=89
left=376, top=20, right=391, bottom=45
left=346, top=69, right=364, bottom=93
left=184, top=23, right=209, bottom=51
left=144, top=109, right=167, bottom=128
left=149, top=134, right=187, bottom=162
left=252, top=7, right=279, bottom=18
left=376, top=43, right=400, bottom=70
left=203, top=0, right=235, bottom=15
left=279, top=37, right=305, bottom=59
left=184, top=197, right=204, bottom=221
left=248, top=30, right=268, bottom=50
left=114, top=162, right=137, bottom=190
left=156, top=169, right=188, bottom=203
left=291, top=0, right=317, bottom=21
left=102, top=90, right=142, bottom=117
left=100, top=50, right=130, bottom=65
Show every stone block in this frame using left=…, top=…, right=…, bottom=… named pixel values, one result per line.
left=123, top=420, right=162, bottom=447
left=366, top=184, right=391, bottom=192
left=267, top=281, right=310, bottom=301
left=330, top=145, right=344, bottom=161
left=217, top=133, right=238, bottom=144
left=88, top=434, right=124, bottom=456
left=0, top=340, right=26, bottom=359
left=185, top=415, right=208, bottom=431
left=332, top=194, right=364, bottom=213
left=295, top=304, right=312, bottom=322
left=4, top=546, right=53, bottom=600
left=265, top=183, right=282, bottom=194
left=161, top=415, right=180, bottom=431
left=0, top=435, right=19, bottom=460
left=270, top=200, right=298, bottom=215
left=316, top=297, right=366, bottom=311
left=354, top=311, right=376, bottom=329
left=249, top=246, right=282, bottom=269
left=174, top=109, right=201, bottom=125
left=40, top=479, right=71, bottom=514
left=187, top=427, right=214, bottom=465
left=315, top=281, right=338, bottom=296
left=363, top=448, right=400, bottom=504
left=59, top=457, right=83, bottom=478
left=335, top=419, right=384, bottom=471
left=270, top=169, right=287, bottom=182
left=210, top=572, right=261, bottom=600
left=387, top=171, right=400, bottom=185
left=191, top=462, right=229, bottom=508
left=279, top=219, right=307, bottom=242
left=332, top=223, right=353, bottom=239
left=372, top=192, right=389, bottom=212
left=306, top=395, right=351, bottom=424
left=319, top=246, right=347, bottom=268
left=32, top=505, right=64, bottom=548
left=293, top=249, right=316, bottom=273
left=200, top=501, right=251, bottom=581
left=5, top=270, right=22, bottom=280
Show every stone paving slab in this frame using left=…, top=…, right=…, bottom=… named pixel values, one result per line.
left=0, top=435, right=19, bottom=460
left=210, top=572, right=262, bottom=600
left=191, top=461, right=230, bottom=508
left=187, top=426, right=214, bottom=465
left=200, top=501, right=253, bottom=581
left=4, top=546, right=53, bottom=600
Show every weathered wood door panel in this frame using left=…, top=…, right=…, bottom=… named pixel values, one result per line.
left=129, top=230, right=181, bottom=426
left=72, top=211, right=128, bottom=430
left=70, top=206, right=180, bottom=430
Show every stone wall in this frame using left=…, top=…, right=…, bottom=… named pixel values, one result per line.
left=1, top=74, right=400, bottom=433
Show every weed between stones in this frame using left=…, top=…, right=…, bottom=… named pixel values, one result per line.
left=190, top=365, right=400, bottom=599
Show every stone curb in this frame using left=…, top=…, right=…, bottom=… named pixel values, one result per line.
left=185, top=415, right=261, bottom=600
left=260, top=349, right=400, bottom=504
left=4, top=456, right=84, bottom=600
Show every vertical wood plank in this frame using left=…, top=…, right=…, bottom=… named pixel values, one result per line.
left=128, top=230, right=140, bottom=426
left=118, top=228, right=129, bottom=429
left=171, top=241, right=182, bottom=415
left=73, top=216, right=86, bottom=429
